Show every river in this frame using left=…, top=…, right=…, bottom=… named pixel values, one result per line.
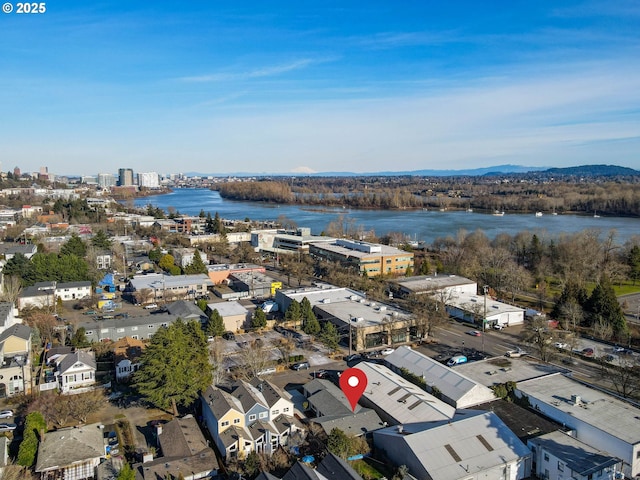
left=133, top=189, right=640, bottom=245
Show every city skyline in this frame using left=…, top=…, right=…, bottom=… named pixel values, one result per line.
left=2, top=1, right=639, bottom=175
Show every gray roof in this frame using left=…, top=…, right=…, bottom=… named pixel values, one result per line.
left=385, top=346, right=495, bottom=408
left=202, top=385, right=242, bottom=420
left=0, top=323, right=31, bottom=343
left=58, top=351, right=96, bottom=374
left=231, top=380, right=267, bottom=413
left=58, top=281, right=92, bottom=289
left=19, top=281, right=55, bottom=298
left=159, top=415, right=210, bottom=458
left=35, top=423, right=105, bottom=473
left=0, top=303, right=13, bottom=328
left=316, top=452, right=363, bottom=480
left=272, top=414, right=305, bottom=435
left=250, top=378, right=288, bottom=408
left=166, top=300, right=208, bottom=320
left=374, top=411, right=530, bottom=480
left=218, top=425, right=247, bottom=449
left=130, top=273, right=213, bottom=291
left=392, top=274, right=476, bottom=293
left=256, top=473, right=280, bottom=480
left=282, top=462, right=319, bottom=480
left=304, top=379, right=358, bottom=416
left=312, top=408, right=384, bottom=436
left=529, top=431, right=621, bottom=476
left=0, top=437, right=8, bottom=468
left=77, top=312, right=181, bottom=331
left=358, top=363, right=455, bottom=424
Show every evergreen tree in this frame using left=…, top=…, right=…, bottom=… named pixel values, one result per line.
left=196, top=299, right=208, bottom=312
left=70, top=327, right=90, bottom=347
left=585, top=275, right=628, bottom=337
left=134, top=319, right=211, bottom=415
left=319, top=321, right=340, bottom=351
left=300, top=297, right=320, bottom=335
left=551, top=280, right=588, bottom=321
left=91, top=230, right=112, bottom=249
left=17, top=411, right=46, bottom=467
left=327, top=428, right=351, bottom=459
left=207, top=309, right=226, bottom=337
left=184, top=250, right=207, bottom=274
left=60, top=233, right=87, bottom=257
left=419, top=258, right=431, bottom=275
left=148, top=247, right=163, bottom=263
left=2, top=253, right=33, bottom=284
left=199, top=209, right=206, bottom=218
left=284, top=299, right=302, bottom=329
left=116, top=463, right=136, bottom=480
left=213, top=211, right=224, bottom=234
left=252, top=308, right=267, bottom=329
left=204, top=212, right=215, bottom=234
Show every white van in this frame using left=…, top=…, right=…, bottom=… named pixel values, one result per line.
left=447, top=355, right=468, bottom=367
left=257, top=367, right=277, bottom=376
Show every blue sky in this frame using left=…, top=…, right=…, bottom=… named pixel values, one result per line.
left=1, top=1, right=639, bottom=176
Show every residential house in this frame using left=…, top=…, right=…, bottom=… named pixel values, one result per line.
left=373, top=410, right=531, bottom=480
left=206, top=301, right=249, bottom=332
left=35, top=422, right=106, bottom=480
left=165, top=300, right=208, bottom=324
left=95, top=251, right=112, bottom=270
left=113, top=337, right=145, bottom=383
left=17, top=280, right=92, bottom=311
left=129, top=273, right=213, bottom=304
left=528, top=431, right=623, bottom=480
left=385, top=346, right=495, bottom=408
left=201, top=380, right=304, bottom=458
left=258, top=452, right=364, bottom=480
left=0, top=242, right=38, bottom=260
left=134, top=415, right=219, bottom=479
left=302, top=378, right=384, bottom=436
left=0, top=323, right=32, bottom=397
left=56, top=281, right=92, bottom=302
left=55, top=350, right=96, bottom=393
left=173, top=247, right=197, bottom=269
left=0, top=437, right=8, bottom=479
left=76, top=313, right=183, bottom=342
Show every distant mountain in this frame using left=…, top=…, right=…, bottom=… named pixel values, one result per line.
left=182, top=164, right=638, bottom=178
left=541, top=164, right=639, bottom=176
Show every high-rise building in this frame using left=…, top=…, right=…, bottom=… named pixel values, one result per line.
left=118, top=168, right=134, bottom=187
left=98, top=173, right=117, bottom=188
left=137, top=172, right=160, bottom=188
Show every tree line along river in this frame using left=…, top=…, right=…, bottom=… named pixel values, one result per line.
left=134, top=188, right=640, bottom=246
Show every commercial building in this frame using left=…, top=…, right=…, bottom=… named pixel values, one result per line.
left=128, top=273, right=214, bottom=304
left=137, top=171, right=160, bottom=188
left=390, top=274, right=477, bottom=298
left=118, top=168, right=134, bottom=187
left=446, top=291, right=525, bottom=327
left=515, top=372, right=640, bottom=478
left=251, top=228, right=335, bottom=255
left=309, top=239, right=414, bottom=277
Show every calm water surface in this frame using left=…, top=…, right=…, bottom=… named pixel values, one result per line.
left=134, top=189, right=640, bottom=244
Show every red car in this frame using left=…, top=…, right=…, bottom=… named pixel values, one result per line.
left=467, top=330, right=482, bottom=337
left=582, top=348, right=594, bottom=357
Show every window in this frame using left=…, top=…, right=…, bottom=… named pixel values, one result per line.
left=233, top=418, right=240, bottom=424
left=283, top=407, right=290, bottom=412
left=558, top=462, right=564, bottom=472
left=273, top=410, right=279, bottom=416
left=148, top=325, right=154, bottom=329
left=117, top=328, right=125, bottom=333
left=544, top=453, right=549, bottom=462
left=131, top=335, right=139, bottom=340
left=249, top=414, right=256, bottom=421
left=259, top=412, right=267, bottom=419
left=131, top=326, right=138, bottom=331
left=221, top=421, right=229, bottom=427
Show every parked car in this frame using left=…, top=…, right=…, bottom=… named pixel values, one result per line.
left=493, top=324, right=504, bottom=330
left=380, top=348, right=395, bottom=355
left=0, top=423, right=16, bottom=432
left=506, top=349, right=527, bottom=358
left=581, top=347, right=595, bottom=357
left=144, top=303, right=158, bottom=310
left=0, top=410, right=13, bottom=419
left=314, top=369, right=329, bottom=379
left=466, top=330, right=482, bottom=336
left=222, top=332, right=236, bottom=341
left=83, top=310, right=97, bottom=315
left=447, top=355, right=468, bottom=367
left=554, top=342, right=568, bottom=349
left=344, top=354, right=361, bottom=362
left=291, top=361, right=310, bottom=371
left=613, top=346, right=626, bottom=353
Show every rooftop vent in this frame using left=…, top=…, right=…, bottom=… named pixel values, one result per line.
left=571, top=395, right=581, bottom=405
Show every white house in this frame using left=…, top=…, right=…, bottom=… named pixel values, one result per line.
left=446, top=291, right=525, bottom=327
left=528, top=431, right=623, bottom=480
left=55, top=351, right=96, bottom=393
left=56, top=281, right=92, bottom=302
left=373, top=410, right=531, bottom=480
left=113, top=337, right=144, bottom=383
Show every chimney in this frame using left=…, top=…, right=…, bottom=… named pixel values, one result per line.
left=571, top=395, right=581, bottom=406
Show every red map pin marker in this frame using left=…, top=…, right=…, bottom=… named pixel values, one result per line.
left=340, top=367, right=368, bottom=412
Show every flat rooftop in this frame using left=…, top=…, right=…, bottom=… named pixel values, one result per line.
left=518, top=373, right=640, bottom=445
left=392, top=275, right=476, bottom=292
left=310, top=241, right=411, bottom=259
left=448, top=291, right=525, bottom=315
left=456, top=357, right=564, bottom=388
left=280, top=285, right=365, bottom=306
left=316, top=297, right=409, bottom=328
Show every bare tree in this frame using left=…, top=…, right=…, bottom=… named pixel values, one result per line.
left=0, top=275, right=23, bottom=304
left=68, top=390, right=106, bottom=424
left=209, top=339, right=228, bottom=385
left=521, top=317, right=554, bottom=361
left=599, top=356, right=640, bottom=399
left=560, top=300, right=584, bottom=331
left=274, top=335, right=296, bottom=367
left=236, top=340, right=274, bottom=380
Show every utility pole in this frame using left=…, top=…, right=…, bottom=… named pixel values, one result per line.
left=482, top=285, right=488, bottom=354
